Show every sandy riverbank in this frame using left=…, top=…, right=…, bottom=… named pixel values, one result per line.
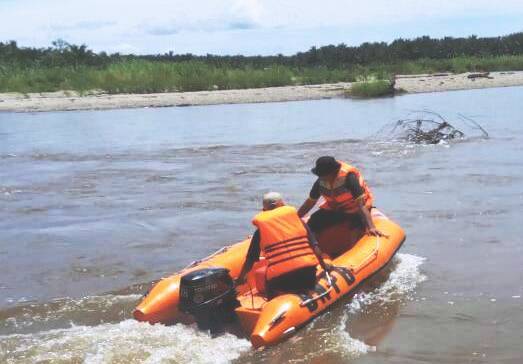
left=1, top=71, right=522, bottom=113
left=394, top=70, right=523, bottom=93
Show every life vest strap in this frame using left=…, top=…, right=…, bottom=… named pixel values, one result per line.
left=264, top=238, right=310, bottom=253
left=264, top=241, right=312, bottom=260
left=263, top=235, right=308, bottom=250
left=267, top=252, right=317, bottom=267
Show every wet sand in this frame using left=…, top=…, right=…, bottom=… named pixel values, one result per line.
left=1, top=71, right=522, bottom=113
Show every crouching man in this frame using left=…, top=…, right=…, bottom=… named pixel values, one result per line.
left=237, top=192, right=332, bottom=298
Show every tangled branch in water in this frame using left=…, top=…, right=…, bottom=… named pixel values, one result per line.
left=375, top=110, right=489, bottom=144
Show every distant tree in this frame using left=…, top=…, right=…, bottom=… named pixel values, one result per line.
left=2, top=32, right=523, bottom=70
left=52, top=39, right=69, bottom=52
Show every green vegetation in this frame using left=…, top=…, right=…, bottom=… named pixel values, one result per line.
left=348, top=80, right=394, bottom=98
left=0, top=61, right=360, bottom=94
left=2, top=55, right=523, bottom=95
left=1, top=33, right=523, bottom=95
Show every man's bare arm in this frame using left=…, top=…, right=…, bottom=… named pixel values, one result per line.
left=302, top=222, right=332, bottom=272
left=298, top=198, right=317, bottom=217
left=356, top=199, right=387, bottom=237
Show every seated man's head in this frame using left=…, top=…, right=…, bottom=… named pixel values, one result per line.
left=311, top=156, right=341, bottom=181
left=262, top=192, right=285, bottom=211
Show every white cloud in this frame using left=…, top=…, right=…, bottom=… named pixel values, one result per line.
left=231, top=0, right=263, bottom=22
left=1, top=0, right=522, bottom=54
left=49, top=21, right=116, bottom=32
left=254, top=0, right=523, bottom=27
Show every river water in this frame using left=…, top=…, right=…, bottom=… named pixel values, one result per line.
left=1, top=86, right=522, bottom=363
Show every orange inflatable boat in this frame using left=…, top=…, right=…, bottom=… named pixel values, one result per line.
left=134, top=209, right=405, bottom=348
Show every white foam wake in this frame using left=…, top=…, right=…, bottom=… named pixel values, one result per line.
left=1, top=254, right=425, bottom=363
left=1, top=294, right=143, bottom=334
left=337, top=253, right=425, bottom=355
left=0, top=320, right=251, bottom=364
left=348, top=253, right=427, bottom=314
left=291, top=253, right=426, bottom=362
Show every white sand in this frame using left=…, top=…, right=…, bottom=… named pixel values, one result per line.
left=0, top=83, right=350, bottom=113
left=394, top=71, right=523, bottom=93
left=1, top=71, right=522, bottom=113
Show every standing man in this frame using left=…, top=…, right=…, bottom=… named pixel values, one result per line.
left=298, top=156, right=385, bottom=237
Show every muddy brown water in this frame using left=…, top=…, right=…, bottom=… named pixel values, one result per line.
left=1, top=86, right=522, bottom=363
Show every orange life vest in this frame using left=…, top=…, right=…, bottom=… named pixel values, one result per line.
left=252, top=205, right=318, bottom=281
left=318, top=161, right=373, bottom=213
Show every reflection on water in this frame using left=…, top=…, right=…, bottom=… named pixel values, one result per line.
left=1, top=86, right=523, bottom=363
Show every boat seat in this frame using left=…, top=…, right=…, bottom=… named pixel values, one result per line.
left=317, top=223, right=363, bottom=258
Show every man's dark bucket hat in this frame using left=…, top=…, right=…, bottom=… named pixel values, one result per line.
left=311, top=156, right=341, bottom=176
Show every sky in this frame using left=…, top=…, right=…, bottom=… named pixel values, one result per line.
left=1, top=0, right=522, bottom=55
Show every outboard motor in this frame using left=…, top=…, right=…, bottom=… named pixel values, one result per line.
left=179, top=267, right=239, bottom=333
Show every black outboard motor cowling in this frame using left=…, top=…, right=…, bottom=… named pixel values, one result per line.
left=179, top=267, right=238, bottom=333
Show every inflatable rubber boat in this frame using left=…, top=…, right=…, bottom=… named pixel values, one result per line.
left=134, top=208, right=405, bottom=348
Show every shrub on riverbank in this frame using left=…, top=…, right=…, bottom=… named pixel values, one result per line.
left=347, top=80, right=394, bottom=98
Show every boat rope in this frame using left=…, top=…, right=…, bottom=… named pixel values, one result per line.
left=299, top=286, right=333, bottom=307
left=181, top=245, right=230, bottom=271
left=352, top=235, right=380, bottom=274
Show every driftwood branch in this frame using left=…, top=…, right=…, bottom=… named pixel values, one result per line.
left=374, top=111, right=489, bottom=144
left=457, top=113, right=489, bottom=138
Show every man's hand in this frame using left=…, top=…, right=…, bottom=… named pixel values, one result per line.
left=323, top=262, right=334, bottom=272
left=298, top=198, right=317, bottom=218
left=367, top=227, right=388, bottom=238
left=321, top=262, right=336, bottom=287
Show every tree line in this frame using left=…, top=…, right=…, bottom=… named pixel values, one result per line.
left=1, top=32, right=523, bottom=69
